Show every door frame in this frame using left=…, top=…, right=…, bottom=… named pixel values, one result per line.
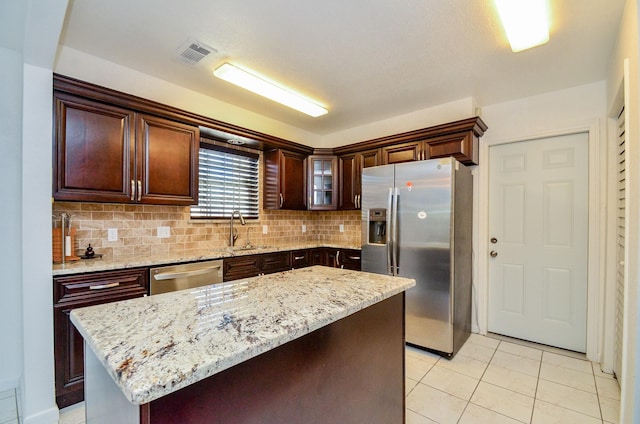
left=476, top=119, right=604, bottom=361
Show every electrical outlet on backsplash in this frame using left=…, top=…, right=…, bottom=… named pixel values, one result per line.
left=51, top=202, right=361, bottom=260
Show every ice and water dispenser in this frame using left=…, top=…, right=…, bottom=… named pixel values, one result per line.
left=368, top=208, right=387, bottom=245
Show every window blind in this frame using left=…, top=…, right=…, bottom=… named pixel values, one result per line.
left=191, top=145, right=259, bottom=219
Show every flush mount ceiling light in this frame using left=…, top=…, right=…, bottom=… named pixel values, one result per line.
left=494, top=0, right=549, bottom=52
left=213, top=62, right=328, bottom=117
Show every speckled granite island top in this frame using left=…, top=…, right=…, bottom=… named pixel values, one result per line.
left=70, top=266, right=414, bottom=405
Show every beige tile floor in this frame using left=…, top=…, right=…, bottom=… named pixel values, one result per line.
left=60, top=334, right=621, bottom=424
left=406, top=334, right=621, bottom=424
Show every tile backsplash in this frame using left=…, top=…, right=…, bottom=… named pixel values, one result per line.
left=52, top=202, right=362, bottom=260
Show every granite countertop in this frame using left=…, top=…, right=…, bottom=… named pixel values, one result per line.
left=52, top=243, right=361, bottom=276
left=70, top=266, right=414, bottom=405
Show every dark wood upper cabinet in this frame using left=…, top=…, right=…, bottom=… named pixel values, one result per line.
left=335, top=117, right=487, bottom=166
left=338, top=148, right=380, bottom=210
left=53, top=93, right=135, bottom=203
left=136, top=114, right=199, bottom=205
left=264, top=149, right=307, bottom=210
left=53, top=80, right=199, bottom=205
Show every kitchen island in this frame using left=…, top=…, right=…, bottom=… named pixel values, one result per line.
left=70, top=266, right=415, bottom=423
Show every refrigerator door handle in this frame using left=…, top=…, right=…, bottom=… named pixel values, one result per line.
left=392, top=187, right=399, bottom=275
left=387, top=187, right=393, bottom=275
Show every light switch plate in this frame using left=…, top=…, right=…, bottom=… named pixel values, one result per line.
left=302, top=224, right=306, bottom=233
left=157, top=226, right=170, bottom=238
left=107, top=228, right=118, bottom=242
left=339, top=224, right=344, bottom=233
left=262, top=225, right=268, bottom=234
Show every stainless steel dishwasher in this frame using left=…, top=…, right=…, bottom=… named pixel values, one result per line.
left=149, top=260, right=224, bottom=295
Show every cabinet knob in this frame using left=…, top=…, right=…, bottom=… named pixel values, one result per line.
left=490, top=237, right=498, bottom=244
left=490, top=250, right=498, bottom=258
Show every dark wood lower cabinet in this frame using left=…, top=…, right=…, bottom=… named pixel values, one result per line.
left=56, top=247, right=361, bottom=408
left=53, top=268, right=149, bottom=408
left=85, top=293, right=405, bottom=424
left=308, top=247, right=361, bottom=270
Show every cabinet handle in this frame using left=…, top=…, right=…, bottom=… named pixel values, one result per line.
left=294, top=256, right=305, bottom=260
left=137, top=180, right=142, bottom=202
left=357, top=194, right=361, bottom=208
left=336, top=251, right=340, bottom=267
left=279, top=193, right=284, bottom=208
left=89, top=282, right=120, bottom=290
left=130, top=180, right=135, bottom=201
left=348, top=256, right=361, bottom=260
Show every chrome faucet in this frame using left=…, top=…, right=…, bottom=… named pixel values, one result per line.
left=229, top=210, right=246, bottom=247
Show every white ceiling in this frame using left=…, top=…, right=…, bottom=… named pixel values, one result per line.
left=58, top=0, right=625, bottom=135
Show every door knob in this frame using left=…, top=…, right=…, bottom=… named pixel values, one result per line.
left=490, top=250, right=498, bottom=257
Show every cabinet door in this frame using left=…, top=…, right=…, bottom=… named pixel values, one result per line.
left=53, top=93, right=134, bottom=202
left=382, top=141, right=422, bottom=164
left=339, top=149, right=380, bottom=210
left=338, top=153, right=358, bottom=210
left=310, top=248, right=325, bottom=266
left=325, top=248, right=338, bottom=268
left=308, top=155, right=338, bottom=210
left=136, top=114, right=199, bottom=205
left=53, top=268, right=148, bottom=408
left=264, top=150, right=307, bottom=210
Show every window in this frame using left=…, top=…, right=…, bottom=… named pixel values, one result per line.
left=191, top=144, right=259, bottom=219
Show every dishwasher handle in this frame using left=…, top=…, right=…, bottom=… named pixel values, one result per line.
left=153, top=265, right=221, bottom=281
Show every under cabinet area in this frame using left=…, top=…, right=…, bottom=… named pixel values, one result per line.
left=53, top=76, right=199, bottom=205
left=53, top=267, right=149, bottom=408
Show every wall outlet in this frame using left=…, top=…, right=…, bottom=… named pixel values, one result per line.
left=339, top=224, right=344, bottom=233
left=107, top=228, right=118, bottom=242
left=262, top=225, right=268, bottom=234
left=302, top=224, right=306, bottom=233
left=157, top=226, right=170, bottom=238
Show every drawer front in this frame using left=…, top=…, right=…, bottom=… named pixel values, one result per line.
left=224, top=256, right=261, bottom=281
left=54, top=268, right=149, bottom=306
left=339, top=249, right=362, bottom=271
left=290, top=250, right=310, bottom=269
left=260, top=251, right=292, bottom=274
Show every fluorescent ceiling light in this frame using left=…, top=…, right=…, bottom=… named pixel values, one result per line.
left=213, top=63, right=328, bottom=117
left=495, top=0, right=549, bottom=52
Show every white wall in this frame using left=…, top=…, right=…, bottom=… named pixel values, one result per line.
left=0, top=46, right=25, bottom=392
left=606, top=0, right=640, bottom=421
left=0, top=0, right=69, bottom=423
left=318, top=97, right=478, bottom=148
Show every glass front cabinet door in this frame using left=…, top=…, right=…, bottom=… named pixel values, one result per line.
left=308, top=155, right=338, bottom=210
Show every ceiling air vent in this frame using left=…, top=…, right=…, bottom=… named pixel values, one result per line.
left=177, top=39, right=216, bottom=65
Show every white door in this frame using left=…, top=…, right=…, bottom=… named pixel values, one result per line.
left=488, top=133, right=589, bottom=352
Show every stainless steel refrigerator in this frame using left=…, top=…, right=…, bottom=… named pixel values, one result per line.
left=361, top=157, right=472, bottom=357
